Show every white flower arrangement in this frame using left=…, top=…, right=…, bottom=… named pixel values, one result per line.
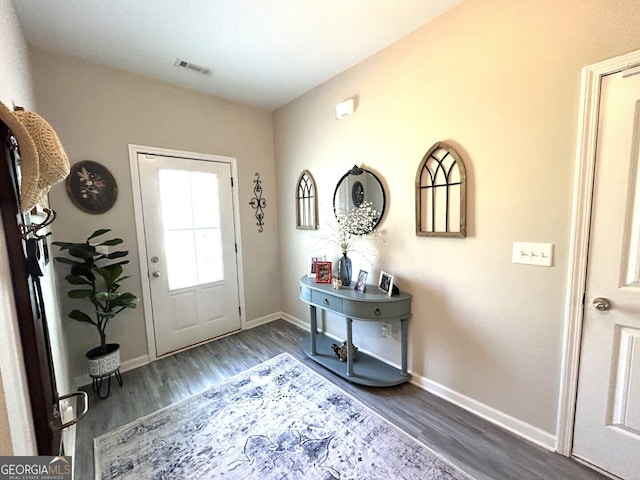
left=334, top=201, right=379, bottom=254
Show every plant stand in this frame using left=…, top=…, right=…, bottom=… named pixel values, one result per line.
left=91, top=369, right=123, bottom=399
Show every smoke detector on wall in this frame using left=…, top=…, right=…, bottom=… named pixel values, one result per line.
left=174, top=58, right=213, bottom=76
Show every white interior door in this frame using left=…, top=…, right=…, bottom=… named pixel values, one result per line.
left=572, top=67, right=640, bottom=478
left=137, top=153, right=241, bottom=356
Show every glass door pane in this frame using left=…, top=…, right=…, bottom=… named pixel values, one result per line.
left=158, top=169, right=223, bottom=290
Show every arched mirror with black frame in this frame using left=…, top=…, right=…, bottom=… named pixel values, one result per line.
left=296, top=169, right=319, bottom=230
left=415, top=142, right=467, bottom=237
left=333, top=165, right=386, bottom=235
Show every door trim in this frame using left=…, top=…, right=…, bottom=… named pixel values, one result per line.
left=128, top=144, right=246, bottom=362
left=557, top=48, right=640, bottom=455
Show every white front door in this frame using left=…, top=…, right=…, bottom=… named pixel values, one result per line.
left=572, top=67, right=640, bottom=478
left=136, top=152, right=241, bottom=356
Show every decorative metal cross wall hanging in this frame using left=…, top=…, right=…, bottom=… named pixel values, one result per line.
left=249, top=172, right=266, bottom=232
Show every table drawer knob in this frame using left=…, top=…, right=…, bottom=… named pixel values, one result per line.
left=324, top=298, right=330, bottom=306
left=375, top=308, right=381, bottom=316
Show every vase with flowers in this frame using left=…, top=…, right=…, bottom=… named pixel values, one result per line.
left=334, top=201, right=380, bottom=286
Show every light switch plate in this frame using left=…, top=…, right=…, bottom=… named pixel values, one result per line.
left=94, top=245, right=110, bottom=255
left=512, top=242, right=553, bottom=267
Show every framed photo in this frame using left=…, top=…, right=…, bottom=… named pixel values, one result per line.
left=354, top=269, right=368, bottom=293
left=308, top=255, right=326, bottom=277
left=66, top=160, right=118, bottom=214
left=378, top=271, right=394, bottom=296
left=315, top=261, right=332, bottom=283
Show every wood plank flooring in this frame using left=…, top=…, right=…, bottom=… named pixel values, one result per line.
left=75, top=320, right=606, bottom=480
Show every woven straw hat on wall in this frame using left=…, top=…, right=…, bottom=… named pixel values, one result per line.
left=0, top=101, right=40, bottom=212
left=0, top=101, right=70, bottom=213
left=14, top=108, right=70, bottom=211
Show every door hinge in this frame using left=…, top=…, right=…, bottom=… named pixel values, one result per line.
left=235, top=243, right=238, bottom=253
left=231, top=176, right=234, bottom=187
left=238, top=306, right=242, bottom=316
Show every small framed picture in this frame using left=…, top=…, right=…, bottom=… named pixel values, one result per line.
left=308, top=255, right=326, bottom=277
left=378, top=271, right=394, bottom=296
left=355, top=270, right=368, bottom=293
left=315, top=262, right=333, bottom=283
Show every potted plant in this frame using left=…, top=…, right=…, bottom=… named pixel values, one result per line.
left=53, top=229, right=138, bottom=383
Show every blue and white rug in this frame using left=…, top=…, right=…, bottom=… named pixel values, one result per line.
left=94, top=353, right=472, bottom=479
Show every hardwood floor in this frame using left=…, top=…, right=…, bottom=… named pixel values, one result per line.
left=75, top=320, right=606, bottom=480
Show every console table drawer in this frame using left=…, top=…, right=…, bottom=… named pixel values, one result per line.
left=311, top=291, right=343, bottom=312
left=343, top=300, right=408, bottom=320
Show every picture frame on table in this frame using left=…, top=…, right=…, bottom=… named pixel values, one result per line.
left=308, top=255, right=326, bottom=277
left=354, top=269, right=368, bottom=293
left=315, top=261, right=332, bottom=284
left=378, top=271, right=394, bottom=296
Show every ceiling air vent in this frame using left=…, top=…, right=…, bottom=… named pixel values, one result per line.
left=174, top=58, right=212, bottom=76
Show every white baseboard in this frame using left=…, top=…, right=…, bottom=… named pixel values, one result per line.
left=410, top=373, right=556, bottom=451
left=281, top=313, right=556, bottom=451
left=73, top=353, right=149, bottom=389
left=245, top=312, right=285, bottom=329
left=280, top=312, right=308, bottom=330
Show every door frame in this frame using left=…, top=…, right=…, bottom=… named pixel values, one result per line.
left=1, top=123, right=61, bottom=454
left=128, top=144, right=246, bottom=362
left=557, top=48, right=640, bottom=456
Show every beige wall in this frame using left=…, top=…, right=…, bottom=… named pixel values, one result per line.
left=274, top=0, right=640, bottom=437
left=0, top=373, right=10, bottom=455
left=0, top=0, right=37, bottom=455
left=30, top=48, right=281, bottom=380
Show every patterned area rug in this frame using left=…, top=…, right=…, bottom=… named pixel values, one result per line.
left=94, top=353, right=472, bottom=479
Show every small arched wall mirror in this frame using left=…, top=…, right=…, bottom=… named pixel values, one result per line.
left=333, top=165, right=386, bottom=234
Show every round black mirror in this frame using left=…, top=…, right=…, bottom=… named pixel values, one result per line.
left=333, top=165, right=386, bottom=234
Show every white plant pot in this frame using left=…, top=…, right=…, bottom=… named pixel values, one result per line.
left=86, top=343, right=120, bottom=378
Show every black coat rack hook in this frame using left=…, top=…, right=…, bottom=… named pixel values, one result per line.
left=20, top=208, right=56, bottom=240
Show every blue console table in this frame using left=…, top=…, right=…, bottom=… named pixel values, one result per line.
left=299, top=275, right=412, bottom=387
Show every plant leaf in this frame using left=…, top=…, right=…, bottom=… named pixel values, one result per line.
left=70, top=265, right=95, bottom=280
left=105, top=250, right=128, bottom=260
left=68, top=247, right=96, bottom=259
left=112, top=292, right=139, bottom=308
left=99, top=238, right=123, bottom=246
left=102, top=260, right=129, bottom=269
left=52, top=241, right=85, bottom=251
left=95, top=264, right=123, bottom=287
left=55, top=257, right=84, bottom=267
left=69, top=310, right=95, bottom=325
left=68, top=289, right=93, bottom=298
left=88, top=229, right=111, bottom=240
left=65, top=274, right=92, bottom=285
left=95, top=291, right=120, bottom=301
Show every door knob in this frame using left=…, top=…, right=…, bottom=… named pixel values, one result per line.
left=152, top=271, right=161, bottom=278
left=592, top=297, right=611, bottom=311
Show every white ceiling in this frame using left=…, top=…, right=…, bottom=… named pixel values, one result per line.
left=13, top=0, right=463, bottom=111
